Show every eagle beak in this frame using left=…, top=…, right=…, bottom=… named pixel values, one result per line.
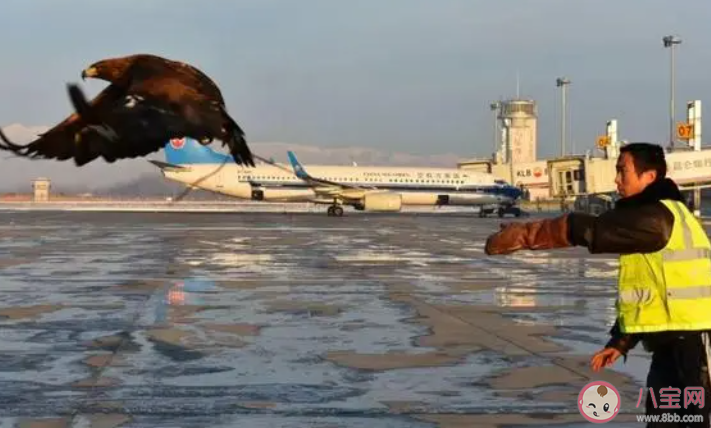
left=81, top=67, right=97, bottom=80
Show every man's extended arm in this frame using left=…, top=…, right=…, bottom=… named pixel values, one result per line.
left=485, top=203, right=674, bottom=255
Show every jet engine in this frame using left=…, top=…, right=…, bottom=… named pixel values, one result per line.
left=362, top=192, right=402, bottom=212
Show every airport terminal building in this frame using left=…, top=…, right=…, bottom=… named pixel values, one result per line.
left=458, top=98, right=711, bottom=212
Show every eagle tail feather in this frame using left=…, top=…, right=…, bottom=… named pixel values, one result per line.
left=221, top=110, right=254, bottom=167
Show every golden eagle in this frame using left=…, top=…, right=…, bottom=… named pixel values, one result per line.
left=0, top=54, right=255, bottom=167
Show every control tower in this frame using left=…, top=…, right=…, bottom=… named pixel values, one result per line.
left=32, top=177, right=50, bottom=202
left=497, top=99, right=538, bottom=163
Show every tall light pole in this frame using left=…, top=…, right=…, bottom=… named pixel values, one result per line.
left=663, top=35, right=682, bottom=150
left=490, top=101, right=500, bottom=156
left=556, top=77, right=571, bottom=157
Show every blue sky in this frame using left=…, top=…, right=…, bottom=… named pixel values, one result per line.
left=1, top=0, right=709, bottom=164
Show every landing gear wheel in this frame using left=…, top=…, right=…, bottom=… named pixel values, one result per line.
left=327, top=206, right=344, bottom=217
left=498, top=208, right=504, bottom=218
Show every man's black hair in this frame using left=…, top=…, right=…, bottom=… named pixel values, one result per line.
left=619, top=142, right=667, bottom=180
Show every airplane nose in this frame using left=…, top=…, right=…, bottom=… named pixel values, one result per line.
left=508, top=185, right=523, bottom=199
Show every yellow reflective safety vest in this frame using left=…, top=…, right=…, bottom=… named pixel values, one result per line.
left=617, top=199, right=711, bottom=333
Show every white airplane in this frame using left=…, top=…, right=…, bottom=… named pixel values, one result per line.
left=150, top=137, right=524, bottom=217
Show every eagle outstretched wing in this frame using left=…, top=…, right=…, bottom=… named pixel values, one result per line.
left=0, top=84, right=127, bottom=165
left=0, top=83, right=211, bottom=166
left=66, top=83, right=217, bottom=164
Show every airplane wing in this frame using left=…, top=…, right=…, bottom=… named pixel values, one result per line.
left=148, top=160, right=187, bottom=171
left=286, top=151, right=379, bottom=201
left=287, top=151, right=359, bottom=189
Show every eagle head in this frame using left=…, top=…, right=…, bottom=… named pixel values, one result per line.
left=81, top=56, right=135, bottom=83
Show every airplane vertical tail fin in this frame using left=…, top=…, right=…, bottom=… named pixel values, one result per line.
left=164, top=138, right=233, bottom=165
left=287, top=150, right=310, bottom=179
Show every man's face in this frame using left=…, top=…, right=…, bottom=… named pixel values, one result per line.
left=614, top=152, right=657, bottom=198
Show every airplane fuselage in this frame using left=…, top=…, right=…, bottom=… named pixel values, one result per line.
left=161, top=162, right=521, bottom=207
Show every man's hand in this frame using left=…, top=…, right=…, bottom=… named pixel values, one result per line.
left=485, top=222, right=528, bottom=255
left=590, top=347, right=623, bottom=372
left=484, top=215, right=572, bottom=255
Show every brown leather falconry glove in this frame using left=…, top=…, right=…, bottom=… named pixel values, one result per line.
left=485, top=214, right=572, bottom=255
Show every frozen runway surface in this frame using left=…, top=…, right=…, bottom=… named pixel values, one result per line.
left=0, top=211, right=675, bottom=427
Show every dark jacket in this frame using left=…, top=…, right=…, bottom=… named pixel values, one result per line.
left=567, top=178, right=688, bottom=355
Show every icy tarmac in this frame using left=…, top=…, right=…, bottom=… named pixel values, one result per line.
left=0, top=210, right=681, bottom=427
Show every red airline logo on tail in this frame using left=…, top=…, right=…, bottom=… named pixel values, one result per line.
left=170, top=138, right=185, bottom=150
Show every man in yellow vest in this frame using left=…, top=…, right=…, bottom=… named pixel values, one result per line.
left=485, top=142, right=711, bottom=426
